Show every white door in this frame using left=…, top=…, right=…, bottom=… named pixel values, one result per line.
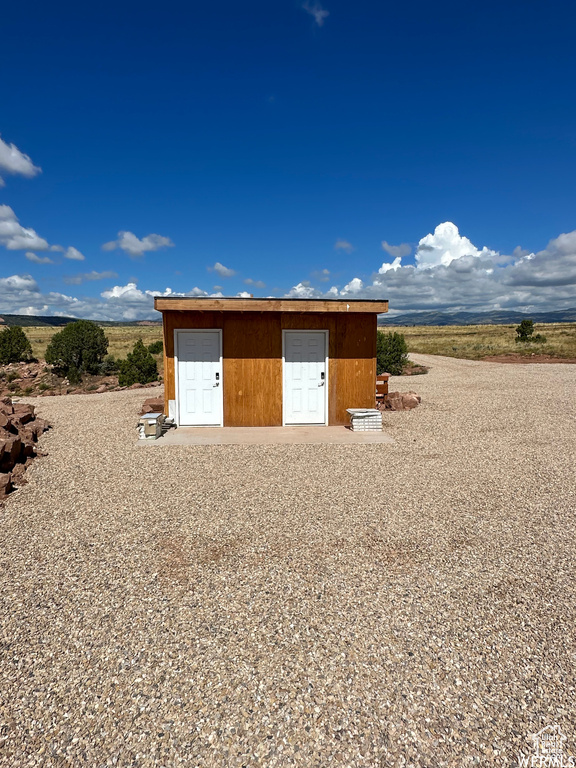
left=177, top=330, right=222, bottom=426
left=283, top=331, right=327, bottom=425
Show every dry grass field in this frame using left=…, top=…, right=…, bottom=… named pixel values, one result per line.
left=21, top=321, right=576, bottom=364
left=382, top=322, right=576, bottom=360
left=22, top=324, right=163, bottom=361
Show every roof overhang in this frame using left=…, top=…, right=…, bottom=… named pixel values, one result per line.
left=154, top=297, right=389, bottom=313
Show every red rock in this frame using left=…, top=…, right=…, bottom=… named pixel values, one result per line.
left=0, top=397, right=13, bottom=413
left=385, top=392, right=403, bottom=410
left=385, top=391, right=422, bottom=411
left=0, top=472, right=12, bottom=498
left=32, top=418, right=50, bottom=437
left=141, top=398, right=164, bottom=415
left=402, top=393, right=421, bottom=410
left=0, top=394, right=49, bottom=486
left=20, top=440, right=35, bottom=459
left=12, top=403, right=35, bottom=424
left=128, top=383, right=144, bottom=389
left=95, top=385, right=108, bottom=393
left=0, top=436, right=21, bottom=471
left=20, top=425, right=36, bottom=444
left=10, top=463, right=27, bottom=487
left=7, top=435, right=21, bottom=463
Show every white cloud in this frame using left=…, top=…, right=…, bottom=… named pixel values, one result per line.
left=25, top=252, right=54, bottom=265
left=0, top=206, right=81, bottom=257
left=503, top=230, right=576, bottom=288
left=0, top=205, right=50, bottom=251
left=208, top=262, right=236, bottom=278
left=236, top=291, right=252, bottom=298
left=63, top=246, right=85, bottom=261
left=244, top=278, right=266, bottom=288
left=96, top=282, right=224, bottom=320
left=3, top=222, right=576, bottom=321
left=382, top=240, right=411, bottom=259
left=335, top=239, right=354, bottom=253
left=302, top=1, right=329, bottom=26
left=64, top=270, right=118, bottom=285
left=102, top=231, right=174, bottom=258
left=0, top=274, right=81, bottom=318
left=341, top=223, right=576, bottom=312
left=0, top=274, right=38, bottom=294
left=379, top=256, right=403, bottom=273
left=285, top=281, right=319, bottom=298
left=0, top=136, right=41, bottom=187
left=511, top=245, right=531, bottom=262
left=101, top=282, right=149, bottom=302
left=415, top=221, right=497, bottom=269
left=340, top=277, right=363, bottom=295
left=280, top=221, right=576, bottom=313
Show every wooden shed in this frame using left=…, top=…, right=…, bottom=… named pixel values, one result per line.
left=154, top=297, right=389, bottom=427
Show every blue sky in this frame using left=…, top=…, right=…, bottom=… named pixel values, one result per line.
left=1, top=0, right=576, bottom=319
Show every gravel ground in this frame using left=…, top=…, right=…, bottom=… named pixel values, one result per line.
left=1, top=354, right=575, bottom=767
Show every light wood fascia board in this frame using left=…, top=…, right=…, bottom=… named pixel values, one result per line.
left=154, top=298, right=389, bottom=313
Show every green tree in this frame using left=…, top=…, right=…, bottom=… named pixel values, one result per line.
left=99, top=354, right=119, bottom=374
left=376, top=331, right=408, bottom=376
left=147, top=340, right=164, bottom=354
left=515, top=318, right=547, bottom=344
left=118, top=339, right=158, bottom=386
left=0, top=325, right=34, bottom=364
left=515, top=319, right=535, bottom=341
left=45, top=320, right=108, bottom=381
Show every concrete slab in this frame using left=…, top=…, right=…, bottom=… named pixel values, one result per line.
left=141, top=425, right=395, bottom=446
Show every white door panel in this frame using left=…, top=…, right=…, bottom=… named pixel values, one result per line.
left=177, top=331, right=222, bottom=425
left=284, top=331, right=327, bottom=425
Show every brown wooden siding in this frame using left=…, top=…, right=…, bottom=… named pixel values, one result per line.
left=162, top=310, right=376, bottom=426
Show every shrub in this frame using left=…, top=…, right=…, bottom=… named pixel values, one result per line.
left=515, top=318, right=547, bottom=344
left=118, top=339, right=158, bottom=387
left=45, top=320, right=108, bottom=380
left=99, top=354, right=119, bottom=374
left=147, top=340, right=163, bottom=355
left=0, top=326, right=33, bottom=364
left=376, top=331, right=408, bottom=376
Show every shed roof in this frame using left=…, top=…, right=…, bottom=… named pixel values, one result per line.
left=154, top=297, right=388, bottom=313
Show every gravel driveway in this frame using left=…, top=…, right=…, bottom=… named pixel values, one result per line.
left=1, top=355, right=575, bottom=767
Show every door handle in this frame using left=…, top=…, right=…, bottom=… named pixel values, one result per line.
left=319, top=371, right=325, bottom=386
left=214, top=372, right=220, bottom=387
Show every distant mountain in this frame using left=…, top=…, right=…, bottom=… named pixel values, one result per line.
left=0, top=314, right=161, bottom=328
left=378, top=308, right=576, bottom=326
left=2, top=308, right=575, bottom=329
left=0, top=314, right=75, bottom=327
